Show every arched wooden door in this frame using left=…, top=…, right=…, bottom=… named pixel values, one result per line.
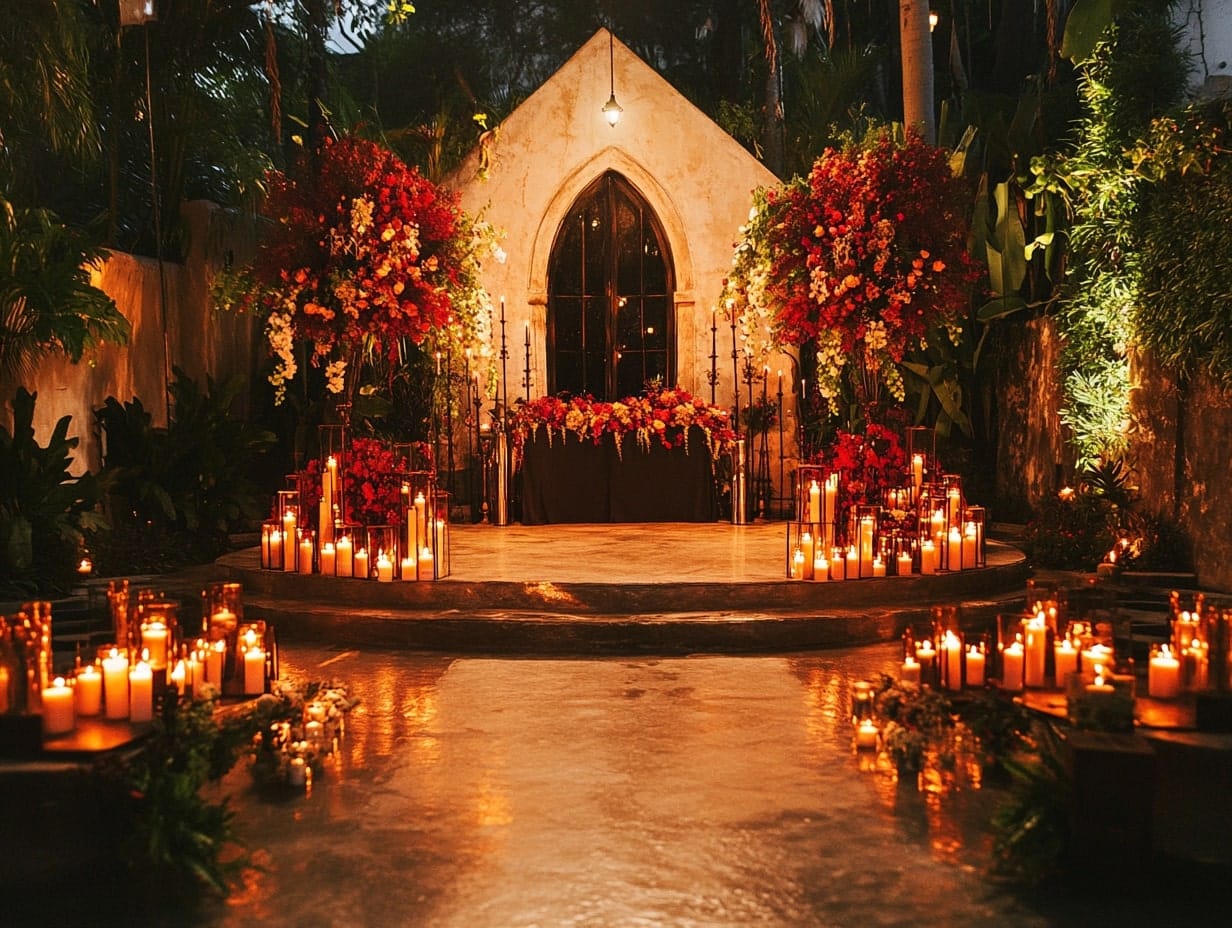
left=547, top=171, right=675, bottom=399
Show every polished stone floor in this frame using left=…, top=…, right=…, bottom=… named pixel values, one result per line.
left=141, top=641, right=1220, bottom=928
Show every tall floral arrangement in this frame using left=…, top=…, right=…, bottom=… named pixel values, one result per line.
left=223, top=136, right=502, bottom=404
left=723, top=130, right=977, bottom=419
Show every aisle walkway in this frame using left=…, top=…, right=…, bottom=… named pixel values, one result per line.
left=173, top=643, right=1221, bottom=928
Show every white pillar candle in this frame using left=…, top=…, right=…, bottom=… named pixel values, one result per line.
left=299, top=534, right=314, bottom=575
left=102, top=649, right=130, bottom=720
left=871, top=555, right=886, bottom=578
left=320, top=542, right=336, bottom=577
left=75, top=664, right=102, bottom=716
left=282, top=512, right=297, bottom=571
left=920, top=539, right=937, bottom=575
left=830, top=548, right=846, bottom=581
left=947, top=526, right=963, bottom=572
left=845, top=547, right=859, bottom=581
left=170, top=659, right=186, bottom=695
left=1002, top=641, right=1025, bottom=691
left=814, top=555, right=830, bottom=582
left=962, top=521, right=978, bottom=568
left=42, top=677, right=76, bottom=735
left=808, top=480, right=821, bottom=524
left=916, top=639, right=936, bottom=680
left=376, top=552, right=394, bottom=582
left=414, top=492, right=428, bottom=548
left=1024, top=614, right=1048, bottom=687
left=243, top=645, right=266, bottom=695
left=943, top=631, right=963, bottom=691
left=0, top=666, right=7, bottom=713
left=129, top=660, right=153, bottom=723
left=288, top=756, right=307, bottom=788
left=141, top=621, right=169, bottom=671
left=897, top=551, right=913, bottom=577
left=207, top=640, right=225, bottom=686
left=188, top=648, right=205, bottom=691
left=900, top=656, right=921, bottom=684
left=1054, top=639, right=1079, bottom=685
left=418, top=545, right=435, bottom=581
left=855, top=719, right=879, bottom=750
left=336, top=534, right=354, bottom=578
left=801, top=531, right=814, bottom=580
left=318, top=498, right=334, bottom=546
left=965, top=646, right=986, bottom=687
left=434, top=518, right=450, bottom=572
left=947, top=487, right=962, bottom=523
left=1082, top=643, right=1114, bottom=674
left=859, top=517, right=875, bottom=576
left=268, top=528, right=283, bottom=570
left=912, top=454, right=924, bottom=490
left=1149, top=645, right=1181, bottom=699
left=353, top=547, right=369, bottom=580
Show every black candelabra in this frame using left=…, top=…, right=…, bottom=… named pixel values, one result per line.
left=498, top=298, right=509, bottom=421
left=754, top=366, right=771, bottom=521
left=776, top=370, right=786, bottom=519
left=522, top=321, right=533, bottom=400
left=729, top=314, right=741, bottom=437
left=706, top=307, right=719, bottom=405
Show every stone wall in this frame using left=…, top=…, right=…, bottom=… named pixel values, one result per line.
left=988, top=316, right=1071, bottom=518
left=1130, top=350, right=1232, bottom=591
left=14, top=201, right=261, bottom=473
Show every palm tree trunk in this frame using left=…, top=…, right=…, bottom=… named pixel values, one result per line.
left=899, top=0, right=935, bottom=143
left=757, top=0, right=785, bottom=177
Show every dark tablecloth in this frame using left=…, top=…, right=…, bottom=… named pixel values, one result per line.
left=519, top=428, right=717, bottom=524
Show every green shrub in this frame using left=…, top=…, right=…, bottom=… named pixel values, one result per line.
left=0, top=387, right=106, bottom=592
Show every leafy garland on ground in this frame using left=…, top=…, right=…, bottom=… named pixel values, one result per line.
left=510, top=386, right=737, bottom=470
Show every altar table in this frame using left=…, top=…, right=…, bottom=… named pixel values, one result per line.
left=518, top=427, right=717, bottom=524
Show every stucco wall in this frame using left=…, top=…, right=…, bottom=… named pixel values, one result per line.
left=445, top=29, right=788, bottom=416
left=17, top=201, right=260, bottom=474
left=1175, top=0, right=1232, bottom=93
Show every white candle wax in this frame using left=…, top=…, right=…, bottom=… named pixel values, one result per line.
left=434, top=518, right=450, bottom=571
left=808, top=481, right=820, bottom=525
left=897, top=552, right=913, bottom=577
left=1054, top=639, right=1079, bottom=685
left=1149, top=646, right=1181, bottom=699
left=75, top=664, right=102, bottom=716
left=845, top=548, right=859, bottom=581
left=871, top=556, right=886, bottom=578
left=42, top=677, right=76, bottom=735
left=1024, top=615, right=1048, bottom=687
left=920, top=540, right=937, bottom=575
left=376, top=553, right=394, bottom=582
left=962, top=521, right=978, bottom=567
left=141, top=621, right=169, bottom=670
left=965, top=647, right=986, bottom=687
left=801, top=531, right=815, bottom=580
left=320, top=542, right=336, bottom=577
left=1002, top=642, right=1024, bottom=691
left=947, top=526, right=963, bottom=572
left=207, top=641, right=225, bottom=686
left=170, top=659, right=186, bottom=695
left=912, top=454, right=924, bottom=489
left=417, top=545, right=435, bottom=581
left=243, top=646, right=266, bottom=695
left=353, top=548, right=370, bottom=580
left=830, top=549, right=846, bottom=581
left=129, top=661, right=153, bottom=723
left=299, top=535, right=315, bottom=575
left=900, top=656, right=921, bottom=684
left=856, top=720, right=878, bottom=750
left=943, top=631, right=962, bottom=691
left=336, top=535, right=354, bottom=578
left=268, top=528, right=282, bottom=570
left=814, top=555, right=830, bottom=582
left=102, top=649, right=129, bottom=720
left=401, top=556, right=415, bottom=581
left=282, top=513, right=297, bottom=571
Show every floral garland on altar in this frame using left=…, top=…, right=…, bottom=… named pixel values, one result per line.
left=510, top=387, right=737, bottom=470
left=218, top=135, right=503, bottom=404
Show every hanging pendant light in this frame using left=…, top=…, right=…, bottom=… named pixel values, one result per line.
left=601, top=28, right=623, bottom=127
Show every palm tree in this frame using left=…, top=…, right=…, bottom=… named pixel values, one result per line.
left=899, top=0, right=935, bottom=142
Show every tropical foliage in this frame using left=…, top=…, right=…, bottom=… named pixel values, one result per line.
left=0, top=388, right=105, bottom=590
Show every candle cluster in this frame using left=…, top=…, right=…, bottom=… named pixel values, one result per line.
left=900, top=615, right=988, bottom=692
left=786, top=452, right=986, bottom=581
left=260, top=434, right=450, bottom=582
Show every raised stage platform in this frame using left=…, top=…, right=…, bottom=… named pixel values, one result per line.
left=219, top=523, right=1029, bottom=654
